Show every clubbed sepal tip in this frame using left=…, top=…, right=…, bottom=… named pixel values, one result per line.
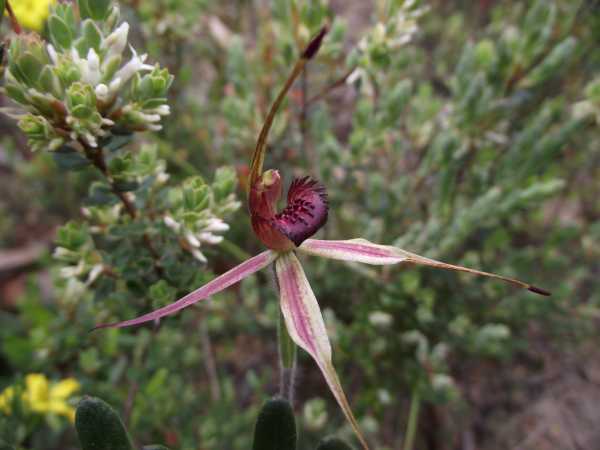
left=302, top=25, right=329, bottom=60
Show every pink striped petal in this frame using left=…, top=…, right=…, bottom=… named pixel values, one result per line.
left=94, top=250, right=276, bottom=330
left=275, top=252, right=370, bottom=450
left=299, top=238, right=549, bottom=296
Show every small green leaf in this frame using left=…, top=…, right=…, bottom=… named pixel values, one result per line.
left=87, top=0, right=111, bottom=20
left=252, top=398, right=297, bottom=450
left=81, top=19, right=103, bottom=52
left=77, top=0, right=92, bottom=20
left=100, top=55, right=122, bottom=83
left=0, top=0, right=6, bottom=26
left=48, top=15, right=73, bottom=49
left=142, top=98, right=168, bottom=109
left=100, top=134, right=133, bottom=152
left=113, top=178, right=139, bottom=192
left=5, top=85, right=28, bottom=105
left=52, top=146, right=91, bottom=171
left=71, top=104, right=94, bottom=119
left=88, top=181, right=115, bottom=205
left=75, top=396, right=134, bottom=450
left=17, top=53, right=43, bottom=86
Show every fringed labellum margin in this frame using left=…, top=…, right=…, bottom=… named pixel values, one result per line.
left=249, top=170, right=329, bottom=251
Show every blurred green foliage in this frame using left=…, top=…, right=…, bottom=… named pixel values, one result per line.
left=0, top=0, right=599, bottom=449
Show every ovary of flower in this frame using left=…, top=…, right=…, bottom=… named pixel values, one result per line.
left=102, top=22, right=130, bottom=60
left=7, top=0, right=56, bottom=31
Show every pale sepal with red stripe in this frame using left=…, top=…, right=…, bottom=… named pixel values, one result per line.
left=275, top=251, right=370, bottom=450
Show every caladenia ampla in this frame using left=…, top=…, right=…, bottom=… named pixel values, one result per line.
left=95, top=26, right=550, bottom=450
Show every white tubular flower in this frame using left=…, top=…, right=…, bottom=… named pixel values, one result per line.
left=163, top=215, right=181, bottom=232
left=153, top=105, right=171, bottom=116
left=102, top=22, right=129, bottom=59
left=113, top=47, right=154, bottom=87
left=85, top=49, right=102, bottom=85
left=204, top=218, right=230, bottom=233
left=84, top=132, right=98, bottom=147
left=108, top=77, right=122, bottom=94
left=185, top=231, right=201, bottom=248
left=191, top=249, right=207, bottom=263
left=137, top=112, right=161, bottom=123
left=47, top=44, right=59, bottom=65
left=86, top=264, right=104, bottom=285
left=156, top=173, right=170, bottom=184
left=198, top=232, right=223, bottom=245
left=53, top=247, right=75, bottom=259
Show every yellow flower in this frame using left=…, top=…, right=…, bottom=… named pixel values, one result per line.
left=23, top=373, right=80, bottom=422
left=0, top=386, right=16, bottom=413
left=5, top=0, right=56, bottom=31
left=0, top=374, right=80, bottom=422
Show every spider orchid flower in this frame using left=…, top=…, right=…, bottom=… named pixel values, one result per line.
left=95, top=27, right=549, bottom=450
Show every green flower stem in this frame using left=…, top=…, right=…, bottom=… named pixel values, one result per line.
left=220, top=238, right=252, bottom=262
left=273, top=263, right=297, bottom=403
left=402, top=390, right=421, bottom=450
left=278, top=310, right=297, bottom=403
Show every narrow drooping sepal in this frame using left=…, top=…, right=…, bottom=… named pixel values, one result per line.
left=298, top=238, right=550, bottom=296
left=275, top=252, right=370, bottom=450
left=94, top=251, right=276, bottom=329
left=273, top=177, right=328, bottom=247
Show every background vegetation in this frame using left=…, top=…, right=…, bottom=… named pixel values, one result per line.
left=0, top=0, right=599, bottom=449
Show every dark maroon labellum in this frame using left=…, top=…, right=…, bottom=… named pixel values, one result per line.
left=249, top=172, right=328, bottom=251
left=273, top=177, right=328, bottom=247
